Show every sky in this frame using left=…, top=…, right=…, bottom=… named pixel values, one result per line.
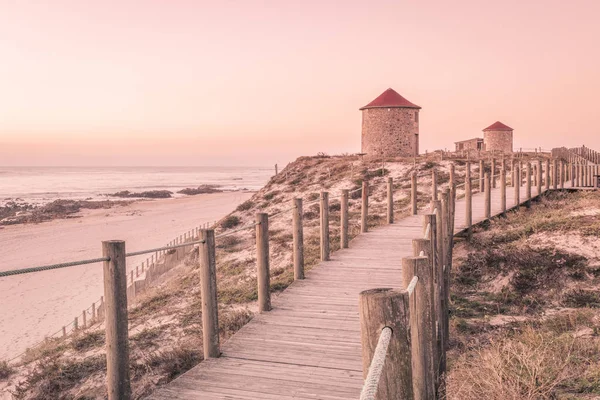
left=1, top=0, right=599, bottom=166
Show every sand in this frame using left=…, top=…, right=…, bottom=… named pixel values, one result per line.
left=0, top=191, right=252, bottom=361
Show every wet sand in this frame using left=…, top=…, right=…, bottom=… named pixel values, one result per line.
left=0, top=191, right=252, bottom=360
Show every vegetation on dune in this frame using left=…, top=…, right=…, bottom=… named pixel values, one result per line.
left=177, top=185, right=223, bottom=195
left=109, top=190, right=173, bottom=199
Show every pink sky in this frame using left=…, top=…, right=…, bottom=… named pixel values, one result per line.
left=1, top=0, right=599, bottom=166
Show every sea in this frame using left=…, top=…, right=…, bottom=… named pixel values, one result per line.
left=0, top=166, right=273, bottom=206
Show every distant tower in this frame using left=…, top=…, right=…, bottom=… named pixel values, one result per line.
left=360, top=88, right=421, bottom=157
left=483, top=121, right=513, bottom=153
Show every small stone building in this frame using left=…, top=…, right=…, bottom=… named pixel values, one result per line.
left=360, top=88, right=421, bottom=157
left=455, top=138, right=484, bottom=152
left=483, top=121, right=513, bottom=153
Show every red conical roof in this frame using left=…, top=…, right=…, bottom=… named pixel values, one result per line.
left=360, top=88, right=421, bottom=110
left=483, top=121, right=513, bottom=131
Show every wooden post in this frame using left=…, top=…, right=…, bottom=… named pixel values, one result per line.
left=92, top=302, right=96, bottom=320
left=545, top=159, right=551, bottom=191
left=387, top=177, right=394, bottom=224
left=449, top=163, right=455, bottom=190
left=537, top=159, right=543, bottom=195
left=571, top=163, right=575, bottom=187
left=74, top=317, right=78, bottom=330
left=465, top=162, right=472, bottom=238
left=200, top=229, right=220, bottom=358
left=491, top=158, right=496, bottom=188
left=256, top=213, right=271, bottom=312
left=82, top=310, right=87, bottom=328
left=359, top=288, right=413, bottom=400
left=432, top=170, right=438, bottom=201
left=500, top=168, right=506, bottom=212
left=411, top=172, right=418, bottom=215
left=402, top=256, right=435, bottom=400
left=62, top=326, right=66, bottom=337
left=484, top=172, right=491, bottom=218
left=479, top=160, right=484, bottom=192
left=560, top=161, right=565, bottom=189
left=439, top=192, right=449, bottom=376
left=320, top=192, right=330, bottom=261
left=340, top=191, right=349, bottom=249
left=293, top=198, right=305, bottom=279
left=553, top=159, right=558, bottom=189
left=514, top=163, right=521, bottom=206
left=361, top=181, right=368, bottom=233
left=526, top=162, right=532, bottom=207
left=102, top=240, right=131, bottom=400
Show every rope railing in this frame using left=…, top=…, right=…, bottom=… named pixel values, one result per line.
left=215, top=221, right=260, bottom=239
left=0, top=257, right=110, bottom=278
left=359, top=326, right=393, bottom=400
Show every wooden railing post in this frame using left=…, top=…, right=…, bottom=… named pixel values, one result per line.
left=102, top=240, right=131, bottom=400
left=402, top=256, right=435, bottom=400
left=359, top=288, right=413, bottom=400
left=465, top=162, right=472, bottom=239
left=320, top=192, right=330, bottom=261
left=361, top=181, right=368, bottom=233
left=537, top=159, right=543, bottom=195
left=256, top=213, right=271, bottom=312
left=553, top=159, right=558, bottom=189
left=479, top=160, right=484, bottom=192
left=411, top=172, right=418, bottom=215
left=200, top=229, right=220, bottom=358
left=293, top=198, right=304, bottom=279
left=526, top=162, right=532, bottom=207
left=340, top=190, right=349, bottom=249
left=514, top=163, right=521, bottom=206
left=387, top=177, right=394, bottom=224
left=560, top=161, right=565, bottom=189
left=484, top=172, right=491, bottom=218
left=440, top=191, right=450, bottom=366
left=500, top=168, right=507, bottom=212
left=491, top=158, right=496, bottom=188
left=545, top=159, right=551, bottom=191
left=571, top=163, right=575, bottom=187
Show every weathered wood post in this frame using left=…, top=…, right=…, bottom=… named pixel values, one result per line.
left=511, top=159, right=516, bottom=187
left=570, top=163, right=575, bottom=187
left=361, top=181, right=368, bottom=233
left=449, top=163, right=455, bottom=189
left=484, top=173, right=491, bottom=218
left=359, top=288, right=413, bottom=400
left=526, top=162, right=532, bottom=207
left=500, top=167, right=507, bottom=212
left=402, top=256, right=435, bottom=400
left=479, top=160, right=485, bottom=192
left=92, top=302, right=96, bottom=320
left=320, top=192, right=330, bottom=261
left=256, top=213, right=271, bottom=312
left=62, top=326, right=67, bottom=337
left=514, top=163, right=521, bottom=206
left=545, top=159, right=551, bottom=191
left=200, top=229, right=220, bottom=358
left=74, top=316, right=78, bottom=330
left=340, top=190, right=349, bottom=249
left=411, top=172, right=418, bottom=215
left=432, top=169, right=438, bottom=201
left=82, top=310, right=87, bottom=328
left=465, top=162, right=472, bottom=239
left=537, top=159, right=543, bottom=195
left=422, top=215, right=441, bottom=384
left=553, top=159, right=558, bottom=190
left=387, top=177, right=394, bottom=224
left=102, top=240, right=131, bottom=400
left=440, top=191, right=450, bottom=379
left=293, top=198, right=305, bottom=279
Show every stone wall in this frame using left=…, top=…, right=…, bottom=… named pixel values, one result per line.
left=484, top=130, right=513, bottom=153
left=361, top=108, right=419, bottom=157
left=455, top=138, right=483, bottom=152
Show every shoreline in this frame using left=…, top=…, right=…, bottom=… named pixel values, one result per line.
left=0, top=191, right=254, bottom=360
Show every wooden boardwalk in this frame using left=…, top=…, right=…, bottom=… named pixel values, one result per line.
left=149, top=183, right=556, bottom=400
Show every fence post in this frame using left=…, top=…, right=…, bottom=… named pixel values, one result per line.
left=432, top=170, right=438, bottom=201
left=62, top=326, right=66, bottom=337
left=514, top=163, right=521, bottom=206
left=484, top=173, right=491, bottom=218
left=526, top=162, right=532, bottom=207
left=92, top=302, right=96, bottom=320
left=82, top=310, right=87, bottom=328
left=545, top=159, right=551, bottom=191
left=359, top=288, right=413, bottom=400
left=491, top=158, right=496, bottom=188
left=537, top=159, right=543, bottom=195
left=256, top=213, right=271, bottom=312
left=465, top=162, right=472, bottom=239
left=361, top=181, right=369, bottom=233
left=340, top=190, right=349, bottom=249
left=440, top=191, right=450, bottom=360
left=500, top=168, right=506, bottom=212
left=102, top=240, right=131, bottom=400
left=479, top=160, right=485, bottom=192
left=293, top=198, right=304, bottom=279
left=402, top=256, right=435, bottom=399
left=199, top=229, right=220, bottom=358
left=411, top=172, right=418, bottom=215
left=560, top=161, right=565, bottom=189
left=387, top=177, right=394, bottom=224
left=571, top=163, right=575, bottom=187
left=320, top=192, right=330, bottom=261
left=553, top=159, right=558, bottom=190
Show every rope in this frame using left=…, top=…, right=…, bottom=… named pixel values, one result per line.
left=359, top=326, right=393, bottom=400
left=125, top=240, right=205, bottom=258
left=268, top=204, right=298, bottom=219
left=0, top=257, right=110, bottom=278
left=215, top=222, right=260, bottom=239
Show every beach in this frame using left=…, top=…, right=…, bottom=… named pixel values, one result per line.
left=0, top=191, right=253, bottom=360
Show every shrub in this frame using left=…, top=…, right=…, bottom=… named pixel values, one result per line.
left=71, top=330, right=105, bottom=351
left=236, top=200, right=254, bottom=212
left=221, top=215, right=241, bottom=229
left=0, top=361, right=13, bottom=380
left=563, top=290, right=600, bottom=308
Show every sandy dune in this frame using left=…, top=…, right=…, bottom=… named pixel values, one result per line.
left=0, top=192, right=252, bottom=360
